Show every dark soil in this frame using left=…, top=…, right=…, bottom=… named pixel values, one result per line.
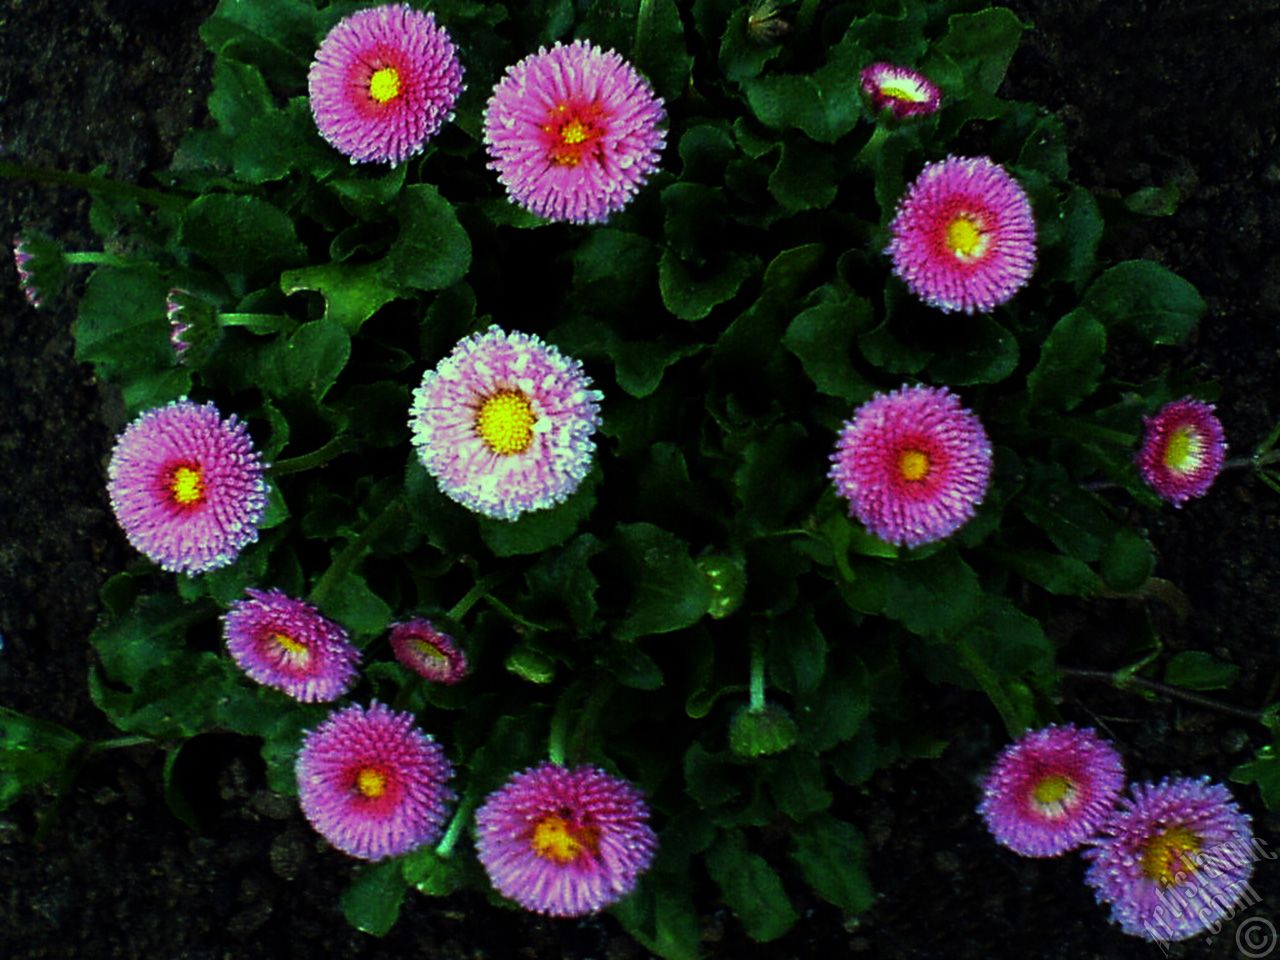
left=2, top=1, right=1277, bottom=958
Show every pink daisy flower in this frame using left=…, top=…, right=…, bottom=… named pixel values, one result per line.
left=978, top=724, right=1125, bottom=857
left=1135, top=397, right=1227, bottom=506
left=1083, top=777, right=1255, bottom=942
left=474, top=762, right=657, bottom=917
left=223, top=588, right=360, bottom=702
left=296, top=701, right=454, bottom=861
left=828, top=384, right=993, bottom=548
left=886, top=155, right=1037, bottom=314
left=389, top=618, right=468, bottom=684
left=409, top=325, right=603, bottom=521
left=859, top=63, right=941, bottom=120
left=308, top=3, right=464, bottom=166
left=107, top=399, right=268, bottom=574
left=483, top=40, right=667, bottom=224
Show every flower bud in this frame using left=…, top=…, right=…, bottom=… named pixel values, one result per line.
left=729, top=703, right=798, bottom=757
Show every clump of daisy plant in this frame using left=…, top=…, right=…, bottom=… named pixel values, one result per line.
left=8, top=1, right=1275, bottom=957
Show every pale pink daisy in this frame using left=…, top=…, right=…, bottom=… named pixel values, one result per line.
left=1083, top=777, right=1255, bottom=942
left=296, top=701, right=454, bottom=861
left=223, top=588, right=360, bottom=702
left=474, top=762, right=657, bottom=916
left=886, top=155, right=1037, bottom=313
left=860, top=63, right=941, bottom=120
left=308, top=3, right=464, bottom=165
left=828, top=384, right=993, bottom=548
left=408, top=325, right=602, bottom=521
left=978, top=724, right=1125, bottom=857
left=389, top=618, right=468, bottom=684
left=1135, top=397, right=1226, bottom=506
left=107, top=399, right=267, bottom=574
left=483, top=40, right=666, bottom=224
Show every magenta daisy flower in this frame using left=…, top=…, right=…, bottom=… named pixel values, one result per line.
left=107, top=399, right=268, bottom=574
left=828, top=384, right=993, bottom=548
left=860, top=63, right=941, bottom=120
left=886, top=155, right=1037, bottom=314
left=1083, top=777, right=1255, bottom=942
left=223, top=588, right=360, bottom=702
left=308, top=3, right=464, bottom=166
left=483, top=40, right=667, bottom=224
left=978, top=724, right=1125, bottom=857
left=1135, top=397, right=1227, bottom=506
left=474, top=762, right=657, bottom=917
left=389, top=618, right=468, bottom=684
left=296, top=701, right=454, bottom=861
left=409, top=325, right=603, bottom=521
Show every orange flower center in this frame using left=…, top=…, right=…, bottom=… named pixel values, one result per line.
left=544, top=102, right=604, bottom=167
left=355, top=766, right=389, bottom=799
left=369, top=67, right=402, bottom=104
left=1140, top=826, right=1203, bottom=887
left=475, top=389, right=537, bottom=456
left=530, top=812, right=600, bottom=864
left=270, top=631, right=310, bottom=666
left=168, top=463, right=206, bottom=506
left=897, top=448, right=931, bottom=482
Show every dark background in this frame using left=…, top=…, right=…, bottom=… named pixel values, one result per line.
left=2, top=1, right=1277, bottom=957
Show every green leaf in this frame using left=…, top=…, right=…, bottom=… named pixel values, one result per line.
left=341, top=860, right=408, bottom=937
left=0, top=707, right=84, bottom=811
left=659, top=248, right=754, bottom=321
left=611, top=871, right=702, bottom=960
left=600, top=640, right=665, bottom=690
left=525, top=534, right=605, bottom=634
left=743, top=45, right=862, bottom=142
left=280, top=261, right=400, bottom=334
left=634, top=0, right=693, bottom=102
left=401, top=847, right=467, bottom=898
left=316, top=572, right=393, bottom=639
left=1100, top=527, right=1154, bottom=593
left=1163, top=651, right=1241, bottom=692
left=1230, top=746, right=1280, bottom=810
left=1080, top=260, right=1206, bottom=347
left=733, top=422, right=815, bottom=536
left=768, top=751, right=832, bottom=818
left=704, top=830, right=798, bottom=941
left=478, top=472, right=597, bottom=557
left=1027, top=309, right=1107, bottom=411
left=73, top=264, right=174, bottom=395
left=179, top=194, right=306, bottom=278
left=936, top=8, right=1025, bottom=99
left=386, top=184, right=472, bottom=292
left=277, top=320, right=351, bottom=401
left=608, top=523, right=714, bottom=640
left=783, top=299, right=875, bottom=401
left=789, top=814, right=874, bottom=915
left=769, top=137, right=837, bottom=212
left=884, top=551, right=982, bottom=638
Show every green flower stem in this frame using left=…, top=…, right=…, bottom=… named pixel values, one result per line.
left=435, top=790, right=481, bottom=858
left=951, top=633, right=1025, bottom=738
left=1060, top=667, right=1273, bottom=726
left=0, top=160, right=189, bottom=212
left=1051, top=417, right=1137, bottom=448
left=64, top=252, right=133, bottom=268
left=218, top=313, right=299, bottom=335
left=749, top=629, right=767, bottom=713
left=270, top=435, right=357, bottom=477
left=87, top=735, right=153, bottom=753
left=308, top=497, right=407, bottom=608
left=568, top=672, right=618, bottom=766
left=447, top=573, right=505, bottom=622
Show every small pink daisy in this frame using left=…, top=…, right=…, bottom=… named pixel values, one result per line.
left=1083, top=777, right=1255, bottom=942
left=859, top=63, right=941, bottom=120
left=828, top=384, right=993, bottom=548
left=408, top=325, right=603, bottom=521
left=886, top=155, right=1037, bottom=314
left=474, top=762, right=657, bottom=917
left=978, top=724, right=1125, bottom=857
left=389, top=618, right=468, bottom=684
left=1135, top=397, right=1227, bottom=506
left=308, top=3, right=464, bottom=165
left=223, top=588, right=360, bottom=702
left=107, top=399, right=268, bottom=574
left=483, top=40, right=667, bottom=224
left=296, top=701, right=454, bottom=861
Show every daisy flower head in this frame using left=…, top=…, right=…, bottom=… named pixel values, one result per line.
left=223, top=588, right=360, bottom=702
left=886, top=156, right=1037, bottom=314
left=859, top=63, right=941, bottom=120
left=1136, top=397, right=1227, bottom=506
left=978, top=724, right=1125, bottom=857
left=1083, top=777, right=1255, bottom=942
left=107, top=399, right=268, bottom=575
left=308, top=3, right=464, bottom=165
left=389, top=618, right=469, bottom=684
left=474, top=762, right=657, bottom=917
left=12, top=233, right=66, bottom=308
left=409, top=325, right=603, bottom=521
left=828, top=384, right=993, bottom=548
left=296, top=701, right=454, bottom=861
left=483, top=40, right=667, bottom=224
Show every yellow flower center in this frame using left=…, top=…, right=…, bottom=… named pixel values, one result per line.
left=369, top=67, right=402, bottom=104
left=945, top=214, right=988, bottom=260
left=898, top=448, right=931, bottom=482
left=531, top=812, right=600, bottom=864
left=169, top=464, right=206, bottom=506
left=561, top=119, right=589, bottom=145
left=412, top=637, right=448, bottom=666
left=1141, top=826, right=1202, bottom=887
left=355, top=766, right=389, bottom=799
left=881, top=83, right=925, bottom=103
left=475, top=390, right=537, bottom=456
left=1164, top=426, right=1202, bottom=474
left=1031, top=773, right=1074, bottom=807
left=270, top=631, right=310, bottom=665
left=544, top=102, right=603, bottom=167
